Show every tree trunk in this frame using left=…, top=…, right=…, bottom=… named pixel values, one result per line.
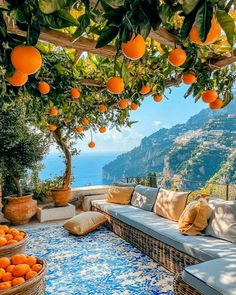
left=9, top=172, right=22, bottom=197
left=53, top=128, right=72, bottom=189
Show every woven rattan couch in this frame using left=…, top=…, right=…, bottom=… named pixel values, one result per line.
left=83, top=186, right=236, bottom=295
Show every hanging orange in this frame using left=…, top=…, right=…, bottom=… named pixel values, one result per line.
left=140, top=84, right=151, bottom=95
left=99, top=127, right=107, bottom=133
left=88, top=141, right=95, bottom=148
left=121, top=34, right=146, bottom=60
left=118, top=99, right=128, bottom=109
left=202, top=90, right=218, bottom=103
left=63, top=118, right=71, bottom=123
left=209, top=98, right=223, bottom=110
left=70, top=88, right=80, bottom=99
left=11, top=45, right=42, bottom=75
left=107, top=77, right=124, bottom=94
left=153, top=94, right=163, bottom=102
left=99, top=105, right=107, bottom=113
left=48, top=124, right=57, bottom=131
left=182, top=73, right=197, bottom=84
left=168, top=48, right=187, bottom=67
left=75, top=126, right=84, bottom=133
left=38, top=81, right=50, bottom=94
left=49, top=107, right=59, bottom=117
left=189, top=16, right=221, bottom=45
left=6, top=71, right=28, bottom=87
left=82, top=118, right=90, bottom=125
left=130, top=103, right=138, bottom=110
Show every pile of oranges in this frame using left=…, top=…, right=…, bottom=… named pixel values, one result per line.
left=0, top=254, right=43, bottom=290
left=0, top=226, right=25, bottom=247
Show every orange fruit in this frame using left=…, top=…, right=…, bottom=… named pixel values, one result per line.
left=11, top=254, right=27, bottom=265
left=189, top=16, right=221, bottom=45
left=118, top=99, right=128, bottom=109
left=168, top=48, right=187, bottom=67
left=48, top=124, right=57, bottom=132
left=14, top=235, right=23, bottom=242
left=182, top=72, right=197, bottom=84
left=0, top=268, right=6, bottom=278
left=0, top=258, right=10, bottom=269
left=99, top=127, right=106, bottom=133
left=63, top=118, right=71, bottom=123
left=5, top=234, right=13, bottom=241
left=32, top=264, right=43, bottom=273
left=12, top=277, right=25, bottom=286
left=121, top=34, right=146, bottom=60
left=25, top=270, right=37, bottom=281
left=2, top=272, right=13, bottom=282
left=202, top=90, right=218, bottom=103
left=82, top=118, right=90, bottom=126
left=70, top=88, right=80, bottom=99
left=209, top=98, right=223, bottom=110
left=6, top=70, right=28, bottom=87
left=75, top=126, right=84, bottom=133
left=49, top=107, right=59, bottom=117
left=107, top=77, right=124, bottom=94
left=153, top=94, right=163, bottom=102
left=19, top=232, right=25, bottom=238
left=6, top=265, right=15, bottom=274
left=7, top=240, right=18, bottom=245
left=38, top=81, right=50, bottom=94
left=88, top=141, right=95, bottom=149
left=0, top=230, right=6, bottom=236
left=140, top=85, right=151, bottom=95
left=22, top=264, right=30, bottom=273
left=99, top=105, right=107, bottom=113
left=12, top=264, right=28, bottom=277
left=130, top=103, right=138, bottom=110
left=0, top=237, right=7, bottom=246
left=9, top=229, right=19, bottom=236
left=11, top=45, right=42, bottom=75
left=25, top=256, right=37, bottom=267
left=0, top=226, right=9, bottom=233
left=0, top=282, right=11, bottom=290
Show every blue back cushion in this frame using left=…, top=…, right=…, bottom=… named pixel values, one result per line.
left=131, top=185, right=160, bottom=211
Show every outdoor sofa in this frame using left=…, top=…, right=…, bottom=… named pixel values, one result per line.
left=81, top=184, right=236, bottom=295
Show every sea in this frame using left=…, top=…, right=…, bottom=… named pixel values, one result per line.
left=39, top=152, right=119, bottom=187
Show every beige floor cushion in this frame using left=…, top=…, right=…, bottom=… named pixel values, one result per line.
left=63, top=212, right=107, bottom=235
left=154, top=188, right=190, bottom=221
left=106, top=186, right=134, bottom=205
left=178, top=198, right=212, bottom=235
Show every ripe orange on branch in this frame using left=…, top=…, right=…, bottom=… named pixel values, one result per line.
left=11, top=45, right=42, bottom=75
left=99, top=105, right=107, bottom=113
left=130, top=103, right=138, bottom=110
left=38, top=81, right=50, bottom=94
left=140, top=84, right=151, bottom=95
left=107, top=77, right=124, bottom=94
left=209, top=98, right=223, bottom=110
left=75, top=126, right=84, bottom=133
left=118, top=99, right=128, bottom=109
left=153, top=94, right=163, bottom=102
left=6, top=71, right=28, bottom=87
left=49, top=107, right=59, bottom=117
left=182, top=73, right=197, bottom=84
left=82, top=118, right=90, bottom=125
left=189, top=16, right=221, bottom=45
left=99, top=127, right=107, bottom=133
left=202, top=90, right=218, bottom=103
left=168, top=48, right=187, bottom=67
left=88, top=141, right=95, bottom=148
left=70, top=88, right=80, bottom=99
left=48, top=124, right=57, bottom=131
left=121, top=34, right=146, bottom=60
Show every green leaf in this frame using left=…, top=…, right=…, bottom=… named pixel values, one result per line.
left=72, top=14, right=90, bottom=41
left=195, top=1, right=213, bottom=42
left=138, top=0, right=161, bottom=30
left=27, top=20, right=40, bottom=46
left=182, top=0, right=200, bottom=15
left=96, top=26, right=119, bottom=48
left=216, top=10, right=235, bottom=46
left=57, top=9, right=79, bottom=25
left=38, top=0, right=68, bottom=14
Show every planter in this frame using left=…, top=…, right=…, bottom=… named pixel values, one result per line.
left=51, top=188, right=72, bottom=207
left=3, top=195, right=37, bottom=225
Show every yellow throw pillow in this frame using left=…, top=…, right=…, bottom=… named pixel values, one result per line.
left=106, top=186, right=134, bottom=205
left=154, top=188, right=190, bottom=221
left=63, top=212, right=107, bottom=236
left=178, top=198, right=212, bottom=235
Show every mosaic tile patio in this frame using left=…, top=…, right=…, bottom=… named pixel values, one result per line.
left=25, top=225, right=174, bottom=295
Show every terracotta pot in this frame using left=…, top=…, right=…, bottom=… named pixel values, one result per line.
left=51, top=188, right=71, bottom=207
left=3, top=195, right=37, bottom=225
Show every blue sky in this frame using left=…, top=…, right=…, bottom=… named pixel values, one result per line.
left=51, top=84, right=207, bottom=154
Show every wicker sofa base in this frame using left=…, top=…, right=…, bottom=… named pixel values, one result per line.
left=92, top=206, right=201, bottom=295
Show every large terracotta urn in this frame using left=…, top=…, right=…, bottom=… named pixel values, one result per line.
left=51, top=188, right=71, bottom=207
left=3, top=195, right=37, bottom=225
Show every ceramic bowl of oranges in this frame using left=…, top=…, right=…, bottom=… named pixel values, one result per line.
left=0, top=226, right=28, bottom=258
left=0, top=254, right=47, bottom=294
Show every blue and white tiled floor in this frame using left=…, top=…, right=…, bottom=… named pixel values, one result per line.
left=25, top=225, right=174, bottom=295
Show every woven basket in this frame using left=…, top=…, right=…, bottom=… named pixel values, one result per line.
left=0, top=258, right=47, bottom=295
left=0, top=231, right=29, bottom=258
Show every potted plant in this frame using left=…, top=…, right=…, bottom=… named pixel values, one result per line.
left=0, top=108, right=49, bottom=225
